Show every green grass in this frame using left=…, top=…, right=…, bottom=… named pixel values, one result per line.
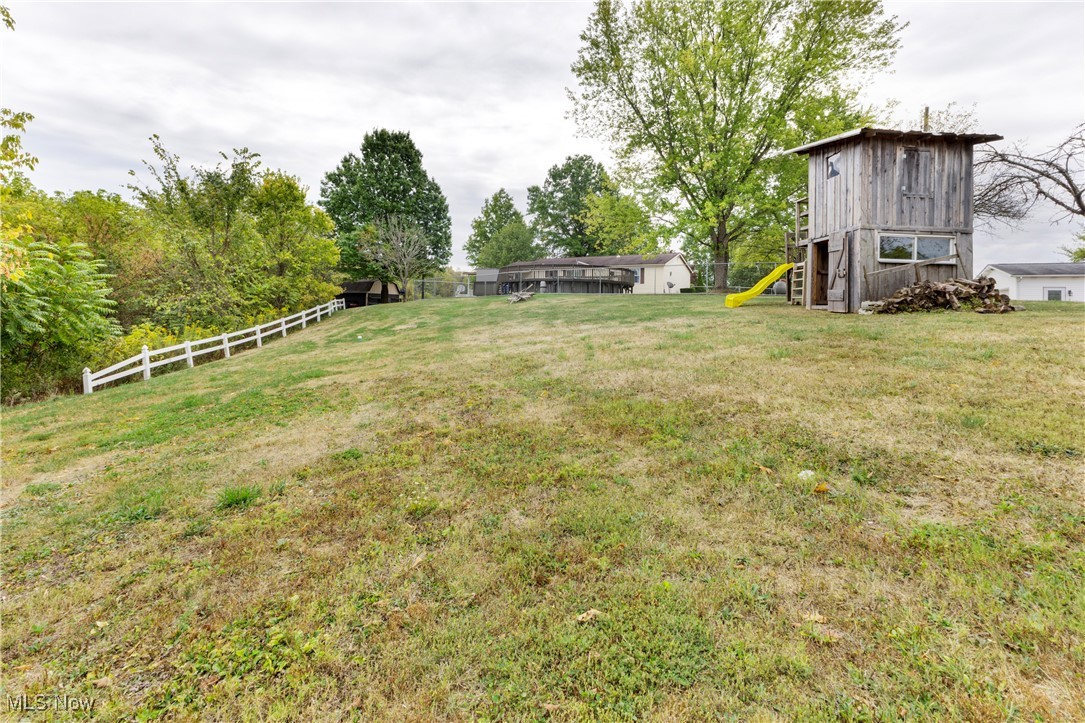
left=2, top=295, right=1083, bottom=720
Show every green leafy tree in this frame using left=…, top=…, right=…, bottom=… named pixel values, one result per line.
left=571, top=0, right=903, bottom=288
left=465, top=189, right=523, bottom=266
left=527, top=155, right=609, bottom=256
left=249, top=172, right=340, bottom=310
left=476, top=221, right=545, bottom=268
left=320, top=129, right=451, bottom=274
left=59, top=190, right=162, bottom=328
left=130, top=137, right=338, bottom=329
left=582, top=182, right=661, bottom=256
left=2, top=184, right=117, bottom=401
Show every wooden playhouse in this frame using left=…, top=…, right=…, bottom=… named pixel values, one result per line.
left=784, top=128, right=1001, bottom=312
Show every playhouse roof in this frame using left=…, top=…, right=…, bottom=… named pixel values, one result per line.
left=503, top=253, right=685, bottom=270
left=783, top=127, right=1003, bottom=156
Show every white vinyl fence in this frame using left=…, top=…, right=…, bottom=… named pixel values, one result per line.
left=82, top=298, right=346, bottom=395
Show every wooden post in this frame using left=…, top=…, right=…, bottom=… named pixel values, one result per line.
left=83, top=368, right=93, bottom=395
left=256, top=326, right=262, bottom=347
left=281, top=318, right=287, bottom=337
left=184, top=341, right=194, bottom=367
left=142, top=345, right=151, bottom=380
left=301, top=311, right=307, bottom=329
left=316, top=306, right=322, bottom=322
left=222, top=334, right=231, bottom=359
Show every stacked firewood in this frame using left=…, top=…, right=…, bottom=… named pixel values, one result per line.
left=861, top=276, right=1018, bottom=314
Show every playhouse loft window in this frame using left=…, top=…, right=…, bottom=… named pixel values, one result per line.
left=826, top=151, right=841, bottom=179
left=878, top=233, right=955, bottom=264
left=901, top=148, right=932, bottom=196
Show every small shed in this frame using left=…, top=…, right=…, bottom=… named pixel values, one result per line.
left=978, top=262, right=1085, bottom=302
left=337, top=280, right=403, bottom=307
left=785, top=128, right=1002, bottom=312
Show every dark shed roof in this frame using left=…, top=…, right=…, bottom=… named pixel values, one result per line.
left=985, top=262, right=1085, bottom=277
left=503, top=252, right=684, bottom=270
left=784, top=127, right=1003, bottom=156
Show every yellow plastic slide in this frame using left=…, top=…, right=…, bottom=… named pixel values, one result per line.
left=724, top=263, right=794, bottom=308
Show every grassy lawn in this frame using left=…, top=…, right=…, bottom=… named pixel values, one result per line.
left=2, top=295, right=1083, bottom=721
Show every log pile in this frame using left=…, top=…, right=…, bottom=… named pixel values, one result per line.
left=861, top=276, right=1018, bottom=315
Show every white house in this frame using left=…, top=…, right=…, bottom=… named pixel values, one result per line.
left=621, top=252, right=694, bottom=294
left=978, top=262, right=1085, bottom=302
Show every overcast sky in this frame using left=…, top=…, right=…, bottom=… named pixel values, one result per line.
left=3, top=1, right=1082, bottom=271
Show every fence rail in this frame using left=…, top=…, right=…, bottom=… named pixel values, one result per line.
left=82, top=298, right=346, bottom=394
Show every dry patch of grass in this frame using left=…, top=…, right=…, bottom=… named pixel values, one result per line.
left=2, top=296, right=1083, bottom=720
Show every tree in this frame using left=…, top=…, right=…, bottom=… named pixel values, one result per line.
left=976, top=126, right=1084, bottom=227
left=2, top=183, right=117, bottom=401
left=571, top=0, right=903, bottom=288
left=362, top=216, right=434, bottom=301
left=475, top=220, right=545, bottom=268
left=581, top=181, right=660, bottom=256
left=130, top=137, right=339, bottom=329
left=527, top=155, right=609, bottom=256
left=465, top=189, right=523, bottom=266
left=249, top=172, right=340, bottom=310
left=320, top=129, right=452, bottom=273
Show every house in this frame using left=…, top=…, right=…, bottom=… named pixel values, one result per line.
left=978, top=262, right=1085, bottom=302
left=476, top=253, right=692, bottom=296
left=785, top=128, right=1002, bottom=312
left=493, top=258, right=635, bottom=294
left=337, top=280, right=403, bottom=307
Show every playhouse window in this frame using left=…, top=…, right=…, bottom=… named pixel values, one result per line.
left=878, top=233, right=955, bottom=264
left=826, top=152, right=841, bottom=179
left=901, top=148, right=932, bottom=196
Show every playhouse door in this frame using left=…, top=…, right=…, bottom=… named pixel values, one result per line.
left=827, top=231, right=849, bottom=313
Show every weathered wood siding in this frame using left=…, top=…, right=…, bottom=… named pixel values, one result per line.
left=807, top=144, right=862, bottom=239
left=863, top=137, right=974, bottom=230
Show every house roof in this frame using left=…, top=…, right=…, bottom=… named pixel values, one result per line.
left=341, top=280, right=401, bottom=294
left=982, top=262, right=1085, bottom=277
left=502, top=252, right=685, bottom=270
left=782, top=127, right=1003, bottom=156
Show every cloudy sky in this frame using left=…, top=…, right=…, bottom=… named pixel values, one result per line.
left=3, top=1, right=1082, bottom=270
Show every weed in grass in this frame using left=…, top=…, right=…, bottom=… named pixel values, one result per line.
left=217, top=484, right=261, bottom=510
left=331, top=448, right=364, bottom=462
left=406, top=497, right=439, bottom=519
left=24, top=482, right=61, bottom=496
left=960, top=414, right=987, bottom=429
left=769, top=348, right=792, bottom=359
left=182, top=518, right=211, bottom=538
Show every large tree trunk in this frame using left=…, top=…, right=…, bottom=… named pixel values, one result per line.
left=712, top=218, right=730, bottom=292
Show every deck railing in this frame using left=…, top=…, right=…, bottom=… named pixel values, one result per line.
left=82, top=298, right=346, bottom=394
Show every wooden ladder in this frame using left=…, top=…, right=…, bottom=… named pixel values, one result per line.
left=790, top=262, right=805, bottom=304
left=785, top=196, right=809, bottom=305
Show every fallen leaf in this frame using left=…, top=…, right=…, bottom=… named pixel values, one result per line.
left=803, top=612, right=826, bottom=624
left=813, top=482, right=830, bottom=494
left=755, top=464, right=774, bottom=475
left=92, top=677, right=113, bottom=689
left=542, top=703, right=560, bottom=712
left=576, top=608, right=604, bottom=623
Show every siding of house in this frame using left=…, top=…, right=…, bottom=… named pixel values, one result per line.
left=633, top=258, right=692, bottom=294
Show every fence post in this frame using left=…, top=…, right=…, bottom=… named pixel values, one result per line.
left=142, top=345, right=151, bottom=380
left=222, top=333, right=231, bottom=359
left=83, top=368, right=93, bottom=395
left=301, top=311, right=307, bottom=329
left=184, top=341, right=194, bottom=367
left=281, top=318, right=287, bottom=337
left=316, top=305, right=322, bottom=322
left=256, top=326, right=263, bottom=348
